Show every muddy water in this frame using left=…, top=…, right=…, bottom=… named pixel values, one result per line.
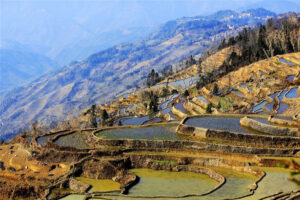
left=59, top=194, right=85, bottom=200
left=105, top=168, right=257, bottom=200
left=54, top=131, right=89, bottom=149
left=127, top=169, right=218, bottom=196
left=75, top=177, right=120, bottom=192
left=243, top=168, right=299, bottom=199
left=184, top=116, right=268, bottom=134
left=96, top=125, right=179, bottom=140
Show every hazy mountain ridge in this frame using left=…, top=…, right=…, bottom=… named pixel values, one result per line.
left=0, top=9, right=276, bottom=140
left=0, top=49, right=58, bottom=96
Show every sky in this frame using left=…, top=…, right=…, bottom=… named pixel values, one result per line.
left=0, top=0, right=299, bottom=60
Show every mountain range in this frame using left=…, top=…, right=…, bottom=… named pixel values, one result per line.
left=0, top=8, right=276, bottom=140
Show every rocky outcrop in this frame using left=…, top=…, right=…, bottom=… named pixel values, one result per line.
left=240, top=117, right=300, bottom=136
left=69, top=178, right=90, bottom=194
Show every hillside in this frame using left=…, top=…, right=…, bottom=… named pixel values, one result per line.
left=0, top=9, right=276, bottom=140
left=0, top=49, right=58, bottom=97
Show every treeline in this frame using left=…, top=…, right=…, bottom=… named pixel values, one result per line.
left=146, top=55, right=198, bottom=87
left=218, top=15, right=300, bottom=73
left=146, top=66, right=173, bottom=87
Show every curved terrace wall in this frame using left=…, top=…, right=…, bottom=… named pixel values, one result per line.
left=240, top=117, right=300, bottom=137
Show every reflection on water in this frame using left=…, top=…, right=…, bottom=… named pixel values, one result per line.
left=54, top=131, right=89, bottom=149
left=97, top=125, right=179, bottom=140
left=185, top=117, right=268, bottom=134
left=277, top=103, right=289, bottom=114
left=122, top=116, right=149, bottom=126
left=37, top=132, right=62, bottom=146
left=252, top=101, right=266, bottom=113
left=174, top=102, right=186, bottom=113
left=286, top=75, right=295, bottom=81
left=286, top=87, right=299, bottom=98
left=279, top=58, right=295, bottom=66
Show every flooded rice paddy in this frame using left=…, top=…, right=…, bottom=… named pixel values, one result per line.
left=75, top=177, right=120, bottom=192
left=184, top=116, right=269, bottom=134
left=96, top=125, right=179, bottom=140
left=286, top=87, right=299, bottom=98
left=125, top=169, right=218, bottom=197
left=279, top=58, right=295, bottom=66
left=54, top=131, right=89, bottom=149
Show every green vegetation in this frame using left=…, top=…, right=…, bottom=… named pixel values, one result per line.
left=206, top=103, right=213, bottom=113
left=213, top=84, right=219, bottom=95
left=101, top=109, right=109, bottom=126
left=219, top=97, right=235, bottom=112
left=152, top=160, right=179, bottom=166
left=183, top=90, right=189, bottom=97
left=218, top=16, right=300, bottom=73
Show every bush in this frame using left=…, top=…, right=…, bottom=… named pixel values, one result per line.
left=206, top=103, right=213, bottom=113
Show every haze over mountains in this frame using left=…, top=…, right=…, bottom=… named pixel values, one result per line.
left=0, top=8, right=278, bottom=140
left=1, top=0, right=300, bottom=94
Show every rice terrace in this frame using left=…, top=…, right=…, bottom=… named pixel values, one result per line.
left=0, top=1, right=300, bottom=199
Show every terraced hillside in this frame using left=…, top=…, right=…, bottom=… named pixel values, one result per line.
left=0, top=9, right=276, bottom=140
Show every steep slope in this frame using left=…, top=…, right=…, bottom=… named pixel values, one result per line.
left=0, top=9, right=276, bottom=140
left=0, top=49, right=58, bottom=96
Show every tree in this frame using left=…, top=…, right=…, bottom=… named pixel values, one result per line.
left=101, top=109, right=109, bottom=126
left=171, top=89, right=178, bottom=94
left=30, top=121, right=40, bottom=136
left=197, top=58, right=202, bottom=75
left=218, top=39, right=227, bottom=50
left=183, top=90, right=189, bottom=98
left=161, top=87, right=169, bottom=97
left=118, top=120, right=122, bottom=126
left=217, top=102, right=221, bottom=109
left=206, top=103, right=213, bottom=113
left=89, top=104, right=97, bottom=128
left=213, top=84, right=219, bottom=95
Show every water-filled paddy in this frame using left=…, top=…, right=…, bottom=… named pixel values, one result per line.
left=252, top=101, right=266, bottom=113
left=232, top=89, right=244, bottom=97
left=277, top=103, right=289, bottom=114
left=54, top=131, right=89, bottom=149
left=37, top=132, right=62, bottom=146
left=286, top=75, right=296, bottom=81
left=59, top=194, right=85, bottom=200
left=75, top=177, right=120, bottom=192
left=184, top=116, right=269, bottom=134
left=243, top=168, right=299, bottom=200
left=286, top=87, right=299, bottom=98
left=122, top=116, right=149, bottom=126
left=127, top=169, right=219, bottom=196
left=96, top=125, right=179, bottom=140
left=174, top=102, right=186, bottom=113
left=108, top=168, right=257, bottom=200
left=279, top=58, right=295, bottom=66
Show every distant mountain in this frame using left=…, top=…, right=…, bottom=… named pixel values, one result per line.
left=238, top=0, right=300, bottom=13
left=0, top=49, right=58, bottom=96
left=0, top=9, right=276, bottom=140
left=53, top=26, right=155, bottom=65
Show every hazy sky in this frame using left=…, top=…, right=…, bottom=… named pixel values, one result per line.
left=1, top=0, right=299, bottom=56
